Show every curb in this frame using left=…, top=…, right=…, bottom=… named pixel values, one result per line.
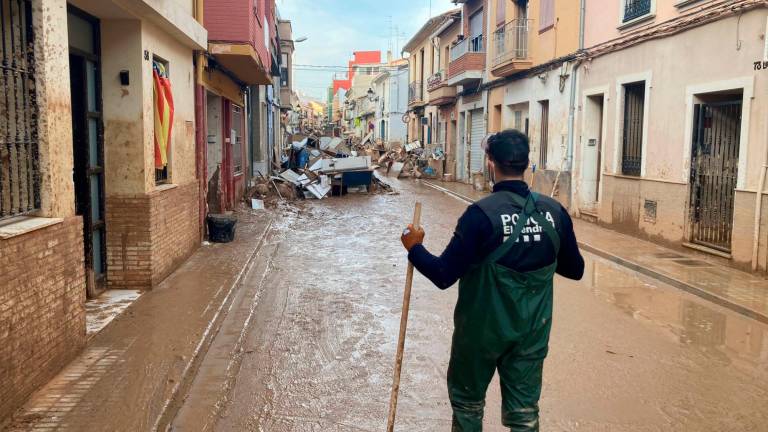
left=422, top=180, right=768, bottom=325
left=153, top=218, right=274, bottom=431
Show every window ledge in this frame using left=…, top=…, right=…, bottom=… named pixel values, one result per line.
left=617, top=13, right=656, bottom=31
left=154, top=183, right=178, bottom=193
left=0, top=216, right=64, bottom=240
left=675, top=0, right=704, bottom=9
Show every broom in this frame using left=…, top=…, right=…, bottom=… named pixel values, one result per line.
left=386, top=202, right=422, bottom=432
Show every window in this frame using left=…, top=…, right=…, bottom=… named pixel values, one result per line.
left=496, top=0, right=506, bottom=26
left=621, top=82, right=645, bottom=176
left=539, top=0, right=555, bottom=32
left=232, top=105, right=243, bottom=174
left=623, top=0, right=651, bottom=23
left=280, top=54, right=289, bottom=87
left=469, top=10, right=484, bottom=52
left=514, top=110, right=522, bottom=130
left=539, top=100, right=549, bottom=168
left=0, top=0, right=39, bottom=219
left=153, top=57, right=173, bottom=184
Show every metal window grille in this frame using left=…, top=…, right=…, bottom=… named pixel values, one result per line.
left=539, top=101, right=549, bottom=168
left=1, top=0, right=38, bottom=220
left=408, top=81, right=423, bottom=103
left=621, top=82, right=645, bottom=176
left=689, top=101, right=742, bottom=252
left=623, top=0, right=651, bottom=22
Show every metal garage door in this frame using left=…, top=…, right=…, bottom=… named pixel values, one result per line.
left=469, top=108, right=485, bottom=173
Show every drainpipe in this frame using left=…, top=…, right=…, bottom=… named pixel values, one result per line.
left=194, top=0, right=207, bottom=239
left=564, top=0, right=586, bottom=207
left=752, top=165, right=767, bottom=271
left=751, top=17, right=768, bottom=272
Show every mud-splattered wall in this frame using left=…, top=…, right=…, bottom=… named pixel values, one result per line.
left=101, top=19, right=145, bottom=195
left=141, top=19, right=197, bottom=191
left=0, top=0, right=85, bottom=421
left=573, top=9, right=768, bottom=272
left=35, top=0, right=76, bottom=218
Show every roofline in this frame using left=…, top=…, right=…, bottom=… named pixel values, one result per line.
left=402, top=9, right=461, bottom=54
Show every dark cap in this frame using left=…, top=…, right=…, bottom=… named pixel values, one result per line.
left=482, top=129, right=530, bottom=170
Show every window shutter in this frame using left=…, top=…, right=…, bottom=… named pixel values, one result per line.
left=539, top=0, right=555, bottom=31
left=496, top=0, right=506, bottom=26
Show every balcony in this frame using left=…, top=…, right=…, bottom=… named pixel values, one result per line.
left=427, top=70, right=456, bottom=106
left=205, top=2, right=271, bottom=85
left=208, top=42, right=271, bottom=85
left=408, top=81, right=425, bottom=107
left=447, top=35, right=485, bottom=86
left=491, top=19, right=533, bottom=78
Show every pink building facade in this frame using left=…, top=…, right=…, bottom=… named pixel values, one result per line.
left=574, top=0, right=768, bottom=272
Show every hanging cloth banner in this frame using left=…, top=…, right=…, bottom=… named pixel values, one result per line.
left=153, top=62, right=174, bottom=169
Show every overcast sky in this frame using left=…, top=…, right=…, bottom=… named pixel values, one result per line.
left=276, top=0, right=456, bottom=101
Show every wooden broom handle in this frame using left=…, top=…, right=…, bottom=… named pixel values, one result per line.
left=386, top=202, right=422, bottom=432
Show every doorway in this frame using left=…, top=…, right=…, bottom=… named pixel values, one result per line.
left=689, top=94, right=742, bottom=253
left=206, top=93, right=223, bottom=213
left=581, top=94, right=604, bottom=212
left=68, top=6, right=105, bottom=297
left=469, top=108, right=484, bottom=173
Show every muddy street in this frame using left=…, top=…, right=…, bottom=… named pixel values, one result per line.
left=169, top=179, right=768, bottom=432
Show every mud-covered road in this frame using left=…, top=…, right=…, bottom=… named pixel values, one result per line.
left=174, top=179, right=768, bottom=432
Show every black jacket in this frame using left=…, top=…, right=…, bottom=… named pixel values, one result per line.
left=408, top=180, right=585, bottom=289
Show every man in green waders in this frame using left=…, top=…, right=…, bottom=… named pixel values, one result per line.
left=401, top=129, right=584, bottom=431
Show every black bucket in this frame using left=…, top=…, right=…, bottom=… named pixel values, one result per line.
left=207, top=214, right=237, bottom=243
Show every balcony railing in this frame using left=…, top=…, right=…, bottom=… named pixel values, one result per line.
left=623, top=0, right=651, bottom=22
left=493, top=19, right=531, bottom=67
left=408, top=81, right=423, bottom=103
left=450, top=35, right=484, bottom=62
left=427, top=71, right=445, bottom=90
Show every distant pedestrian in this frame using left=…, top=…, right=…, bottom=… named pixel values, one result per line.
left=401, top=129, right=585, bottom=431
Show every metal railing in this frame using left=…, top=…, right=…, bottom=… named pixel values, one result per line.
left=450, top=35, right=484, bottom=62
left=427, top=70, right=444, bottom=90
left=408, top=81, right=423, bottom=103
left=623, top=0, right=651, bottom=22
left=1, top=0, right=40, bottom=219
left=493, top=19, right=531, bottom=67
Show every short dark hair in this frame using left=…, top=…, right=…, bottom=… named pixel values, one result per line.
left=485, top=129, right=529, bottom=177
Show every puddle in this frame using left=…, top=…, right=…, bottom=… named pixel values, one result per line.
left=85, top=290, right=142, bottom=337
left=580, top=254, right=768, bottom=370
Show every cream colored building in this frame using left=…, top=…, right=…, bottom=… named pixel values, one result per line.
left=574, top=1, right=768, bottom=271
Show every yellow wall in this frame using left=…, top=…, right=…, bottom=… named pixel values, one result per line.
left=486, top=0, right=581, bottom=76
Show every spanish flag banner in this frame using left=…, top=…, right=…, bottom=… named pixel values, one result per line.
left=153, top=62, right=174, bottom=169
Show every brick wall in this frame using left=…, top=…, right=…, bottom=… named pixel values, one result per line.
left=106, top=195, right=152, bottom=289
left=0, top=217, right=86, bottom=420
left=150, top=182, right=200, bottom=285
left=448, top=52, right=486, bottom=79
left=106, top=182, right=200, bottom=290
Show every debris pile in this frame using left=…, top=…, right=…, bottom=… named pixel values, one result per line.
left=374, top=140, right=446, bottom=180
left=246, top=133, right=399, bottom=207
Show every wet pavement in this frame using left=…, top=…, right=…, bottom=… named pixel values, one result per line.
left=172, top=178, right=768, bottom=432
left=423, top=180, right=768, bottom=325
left=4, top=211, right=273, bottom=432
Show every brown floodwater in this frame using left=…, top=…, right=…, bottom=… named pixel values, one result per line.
left=199, top=178, right=768, bottom=432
